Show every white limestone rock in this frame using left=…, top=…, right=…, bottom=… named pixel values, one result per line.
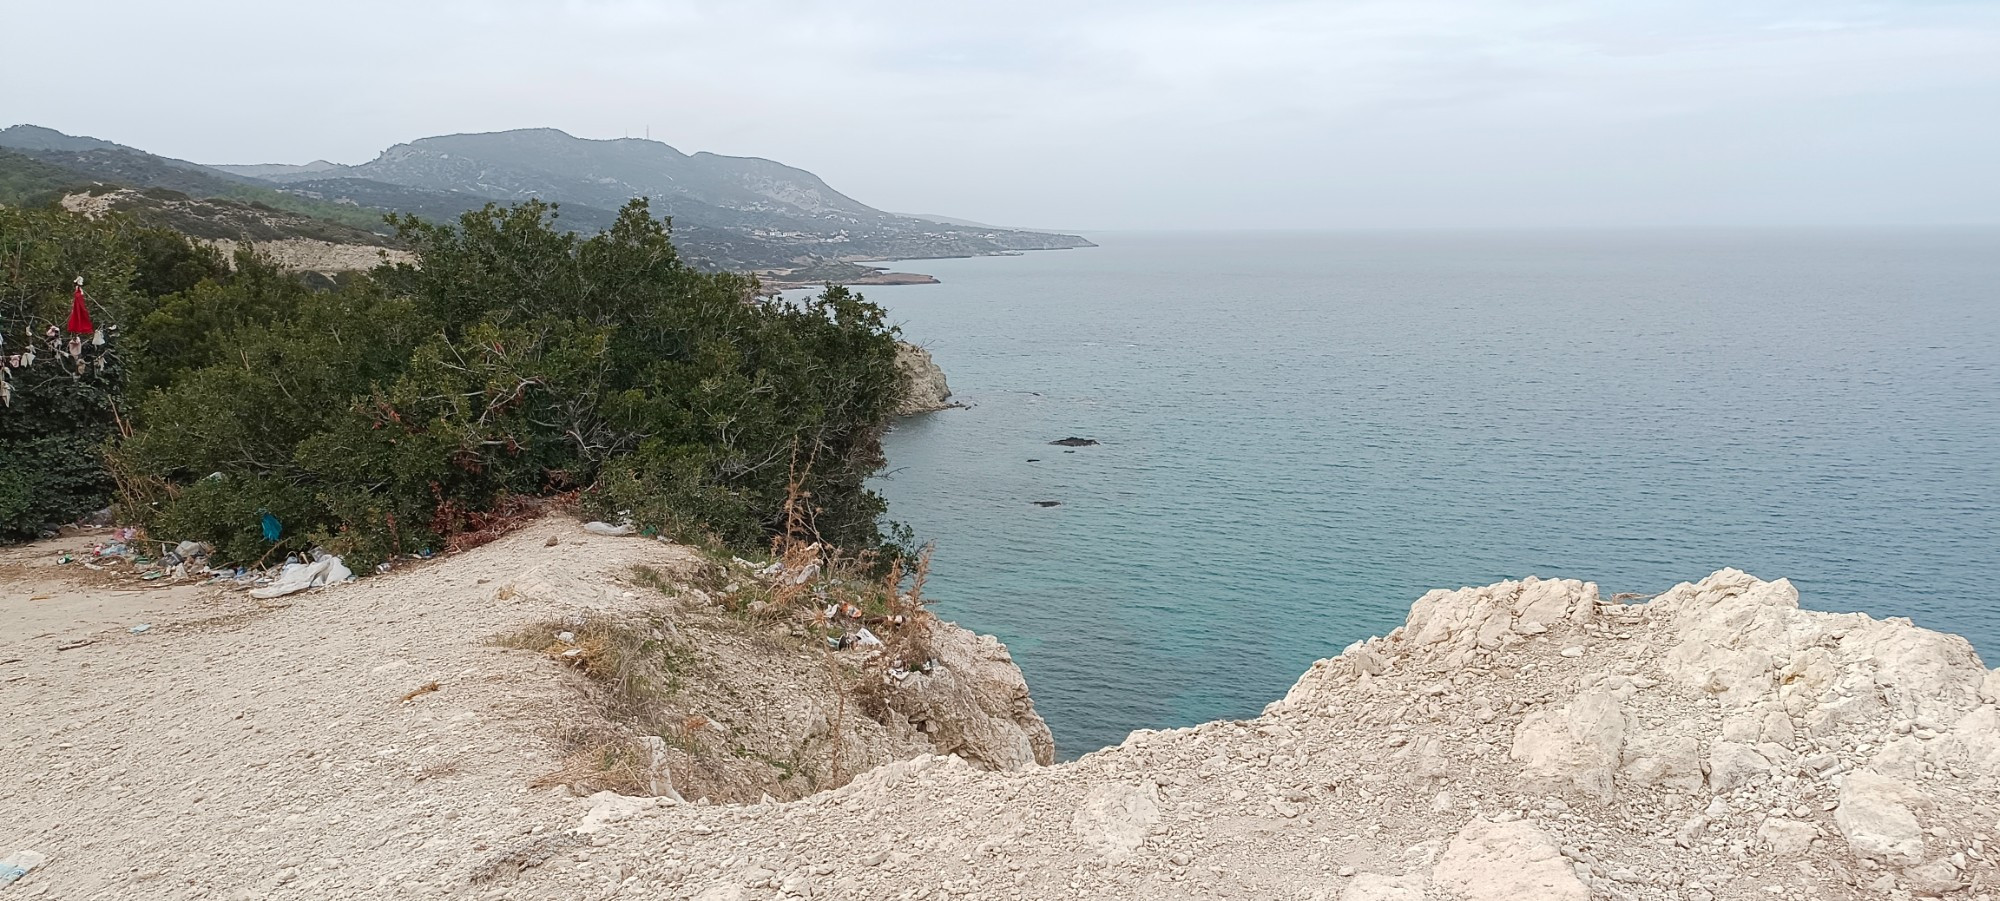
left=1942, top=705, right=2000, bottom=776
left=1756, top=817, right=1820, bottom=857
left=1072, top=783, right=1160, bottom=862
left=1431, top=818, right=1589, bottom=901
left=1340, top=872, right=1426, bottom=900
left=1706, top=741, right=1773, bottom=794
left=1402, top=578, right=1599, bottom=666
left=575, top=790, right=668, bottom=835
left=880, top=623, right=1056, bottom=769
left=1903, top=858, right=1963, bottom=897
left=1510, top=687, right=1625, bottom=800
left=893, top=342, right=953, bottom=415
left=1835, top=770, right=1927, bottom=867
left=1621, top=729, right=1705, bottom=791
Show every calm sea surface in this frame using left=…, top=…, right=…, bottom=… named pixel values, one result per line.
left=836, top=230, right=2000, bottom=758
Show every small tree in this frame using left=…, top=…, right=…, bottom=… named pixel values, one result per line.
left=0, top=206, right=136, bottom=538
left=113, top=198, right=910, bottom=567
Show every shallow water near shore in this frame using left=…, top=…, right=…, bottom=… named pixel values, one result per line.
left=833, top=229, right=2000, bottom=759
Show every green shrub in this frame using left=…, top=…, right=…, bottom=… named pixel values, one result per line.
left=0, top=206, right=137, bottom=539
left=113, top=198, right=908, bottom=567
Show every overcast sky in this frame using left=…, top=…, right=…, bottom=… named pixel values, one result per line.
left=9, top=1, right=1999, bottom=229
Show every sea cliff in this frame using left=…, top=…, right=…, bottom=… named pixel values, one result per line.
left=6, top=518, right=1997, bottom=898
left=894, top=341, right=955, bottom=415
left=504, top=569, right=2000, bottom=900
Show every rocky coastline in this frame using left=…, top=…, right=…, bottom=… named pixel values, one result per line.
left=894, top=341, right=956, bottom=416
left=487, top=568, right=2000, bottom=900
left=4, top=315, right=1996, bottom=897
left=4, top=531, right=1997, bottom=898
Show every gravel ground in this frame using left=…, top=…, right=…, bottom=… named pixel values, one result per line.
left=6, top=533, right=1998, bottom=901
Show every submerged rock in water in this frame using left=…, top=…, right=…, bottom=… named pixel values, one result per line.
left=1032, top=500, right=1062, bottom=508
left=1049, top=437, right=1098, bottom=447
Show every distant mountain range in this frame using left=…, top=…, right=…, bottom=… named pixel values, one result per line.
left=0, top=124, right=1091, bottom=273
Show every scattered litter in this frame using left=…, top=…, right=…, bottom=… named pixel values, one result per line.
left=582, top=521, right=634, bottom=536
left=140, top=570, right=163, bottom=581
left=0, top=849, right=47, bottom=887
left=400, top=681, right=441, bottom=702
left=129, top=624, right=151, bottom=634
left=173, top=540, right=208, bottom=559
left=54, top=639, right=95, bottom=652
left=855, top=628, right=883, bottom=648
left=260, top=512, right=282, bottom=542
left=249, top=555, right=354, bottom=599
left=556, top=631, right=576, bottom=644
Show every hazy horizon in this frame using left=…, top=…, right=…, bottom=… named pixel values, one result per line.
left=8, top=1, right=1999, bottom=231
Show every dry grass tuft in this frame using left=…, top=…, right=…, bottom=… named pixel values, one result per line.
left=493, top=613, right=694, bottom=795
left=530, top=729, right=658, bottom=795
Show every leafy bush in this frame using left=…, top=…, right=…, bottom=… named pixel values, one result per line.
left=0, top=206, right=138, bottom=539
left=113, top=198, right=908, bottom=568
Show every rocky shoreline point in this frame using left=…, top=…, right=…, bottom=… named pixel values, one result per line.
left=505, top=569, right=2000, bottom=900
left=894, top=341, right=955, bottom=415
left=4, top=537, right=1998, bottom=898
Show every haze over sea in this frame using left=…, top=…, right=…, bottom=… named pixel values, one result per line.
left=847, top=229, right=2000, bottom=758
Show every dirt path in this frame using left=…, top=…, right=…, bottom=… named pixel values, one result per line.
left=0, top=520, right=697, bottom=900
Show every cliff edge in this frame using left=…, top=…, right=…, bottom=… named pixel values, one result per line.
left=0, top=519, right=1050, bottom=897
left=5, top=557, right=1996, bottom=899
left=894, top=341, right=954, bottom=415
left=508, top=569, right=2000, bottom=900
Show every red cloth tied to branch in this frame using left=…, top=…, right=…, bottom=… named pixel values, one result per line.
left=66, top=285, right=94, bottom=334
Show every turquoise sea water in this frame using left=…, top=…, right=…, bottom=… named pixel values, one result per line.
left=841, top=230, right=2000, bottom=759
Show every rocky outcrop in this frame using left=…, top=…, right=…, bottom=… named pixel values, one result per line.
left=204, top=238, right=413, bottom=274
left=58, top=187, right=409, bottom=274
left=893, top=341, right=953, bottom=415
left=496, top=568, right=2000, bottom=900
left=880, top=622, right=1056, bottom=769
left=11, top=557, right=1997, bottom=899
left=479, top=527, right=1050, bottom=804
left=1432, top=818, right=1589, bottom=901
